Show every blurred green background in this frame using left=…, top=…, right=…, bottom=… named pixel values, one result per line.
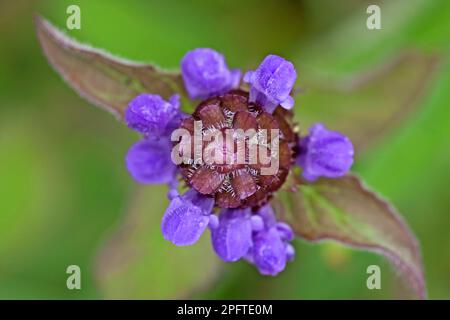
left=0, top=0, right=449, bottom=299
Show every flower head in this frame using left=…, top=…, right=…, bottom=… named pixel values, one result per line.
left=123, top=48, right=353, bottom=276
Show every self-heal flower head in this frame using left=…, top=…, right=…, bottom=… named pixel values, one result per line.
left=297, top=123, right=354, bottom=182
left=125, top=93, right=180, bottom=137
left=244, top=54, right=297, bottom=113
left=121, top=48, right=347, bottom=277
left=161, top=189, right=215, bottom=246
left=181, top=48, right=241, bottom=100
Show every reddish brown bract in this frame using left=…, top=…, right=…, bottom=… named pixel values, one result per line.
left=177, top=90, right=297, bottom=208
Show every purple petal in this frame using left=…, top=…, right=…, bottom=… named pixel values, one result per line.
left=181, top=48, right=241, bottom=100
left=280, top=96, right=294, bottom=110
left=285, top=243, right=295, bottom=261
left=244, top=55, right=297, bottom=113
left=125, top=138, right=176, bottom=184
left=182, top=188, right=215, bottom=213
left=167, top=189, right=179, bottom=200
left=251, top=227, right=287, bottom=276
left=276, top=222, right=294, bottom=241
left=125, top=93, right=180, bottom=137
left=255, top=204, right=277, bottom=229
left=208, top=214, right=219, bottom=229
left=250, top=215, right=264, bottom=232
left=246, top=204, right=296, bottom=275
left=211, top=208, right=253, bottom=262
left=161, top=189, right=214, bottom=246
left=296, top=123, right=354, bottom=181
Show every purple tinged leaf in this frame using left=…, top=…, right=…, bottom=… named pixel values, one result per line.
left=278, top=174, right=426, bottom=299
left=34, top=14, right=189, bottom=119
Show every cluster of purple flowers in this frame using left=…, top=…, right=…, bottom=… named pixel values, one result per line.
left=124, top=48, right=354, bottom=275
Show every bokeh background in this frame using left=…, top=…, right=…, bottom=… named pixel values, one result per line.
left=0, top=0, right=449, bottom=299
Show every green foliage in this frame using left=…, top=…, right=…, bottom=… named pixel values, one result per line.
left=95, top=187, right=221, bottom=299
left=279, top=175, right=425, bottom=299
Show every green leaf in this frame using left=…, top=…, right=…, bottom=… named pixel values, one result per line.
left=95, top=186, right=221, bottom=299
left=296, top=52, right=440, bottom=152
left=34, top=14, right=190, bottom=119
left=276, top=174, right=426, bottom=299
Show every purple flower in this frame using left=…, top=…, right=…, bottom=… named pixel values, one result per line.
left=125, top=138, right=177, bottom=184
left=285, top=244, right=295, bottom=262
left=181, top=48, right=241, bottom=100
left=210, top=204, right=295, bottom=272
left=125, top=93, right=181, bottom=137
left=244, top=54, right=297, bottom=113
left=210, top=208, right=253, bottom=262
left=254, top=203, right=277, bottom=228
left=161, top=189, right=214, bottom=246
left=296, top=123, right=354, bottom=181
left=246, top=204, right=295, bottom=276
left=251, top=227, right=287, bottom=276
